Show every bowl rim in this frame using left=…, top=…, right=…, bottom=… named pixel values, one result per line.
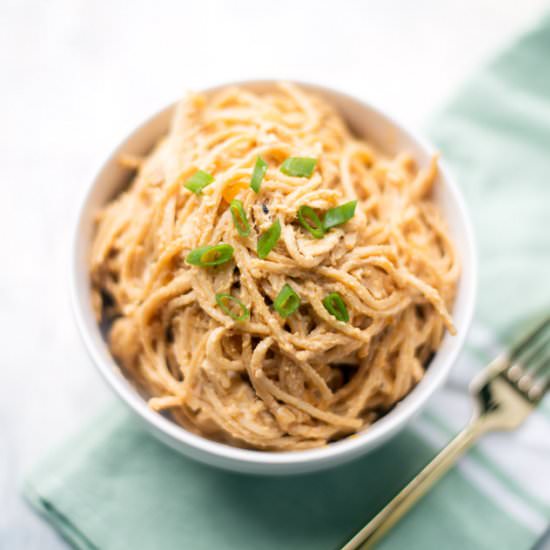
left=71, top=79, right=477, bottom=470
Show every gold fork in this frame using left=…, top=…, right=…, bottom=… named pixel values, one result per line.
left=342, top=315, right=550, bottom=550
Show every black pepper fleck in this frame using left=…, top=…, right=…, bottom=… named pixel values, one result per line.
left=262, top=203, right=269, bottom=214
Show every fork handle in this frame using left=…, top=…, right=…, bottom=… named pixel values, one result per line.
left=341, top=419, right=486, bottom=549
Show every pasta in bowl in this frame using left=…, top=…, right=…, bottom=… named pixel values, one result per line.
left=73, top=81, right=476, bottom=473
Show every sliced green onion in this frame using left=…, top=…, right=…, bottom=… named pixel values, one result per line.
left=280, top=157, right=317, bottom=178
left=322, top=292, right=349, bottom=322
left=250, top=156, right=268, bottom=193
left=257, top=219, right=281, bottom=259
left=186, top=244, right=234, bottom=266
left=230, top=199, right=250, bottom=237
left=184, top=170, right=215, bottom=194
left=297, top=205, right=325, bottom=239
left=323, top=200, right=357, bottom=230
left=215, top=293, right=250, bottom=321
left=274, top=284, right=301, bottom=318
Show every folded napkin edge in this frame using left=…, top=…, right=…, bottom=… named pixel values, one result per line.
left=22, top=479, right=96, bottom=550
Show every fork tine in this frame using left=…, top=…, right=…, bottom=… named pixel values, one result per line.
left=527, top=361, right=550, bottom=401
left=521, top=355, right=550, bottom=401
left=509, top=315, right=550, bottom=361
left=527, top=345, right=550, bottom=377
left=507, top=316, right=550, bottom=384
left=514, top=325, right=550, bottom=368
left=505, top=315, right=550, bottom=403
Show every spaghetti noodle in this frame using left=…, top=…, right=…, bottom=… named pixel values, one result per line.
left=90, top=83, right=459, bottom=450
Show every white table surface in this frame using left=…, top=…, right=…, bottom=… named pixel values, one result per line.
left=2, top=1, right=549, bottom=547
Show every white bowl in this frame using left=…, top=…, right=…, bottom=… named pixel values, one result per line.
left=71, top=80, right=477, bottom=475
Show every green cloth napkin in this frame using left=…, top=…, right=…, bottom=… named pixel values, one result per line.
left=25, top=15, right=550, bottom=550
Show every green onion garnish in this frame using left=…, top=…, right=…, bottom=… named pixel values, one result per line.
left=230, top=199, right=250, bottom=237
left=297, top=205, right=325, bottom=239
left=274, top=284, right=301, bottom=318
left=323, top=200, right=357, bottom=230
left=215, top=293, right=250, bottom=321
left=257, top=219, right=281, bottom=259
left=184, top=170, right=215, bottom=194
left=280, top=157, right=317, bottom=178
left=250, top=156, right=268, bottom=193
left=322, top=292, right=349, bottom=322
left=186, top=244, right=234, bottom=267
